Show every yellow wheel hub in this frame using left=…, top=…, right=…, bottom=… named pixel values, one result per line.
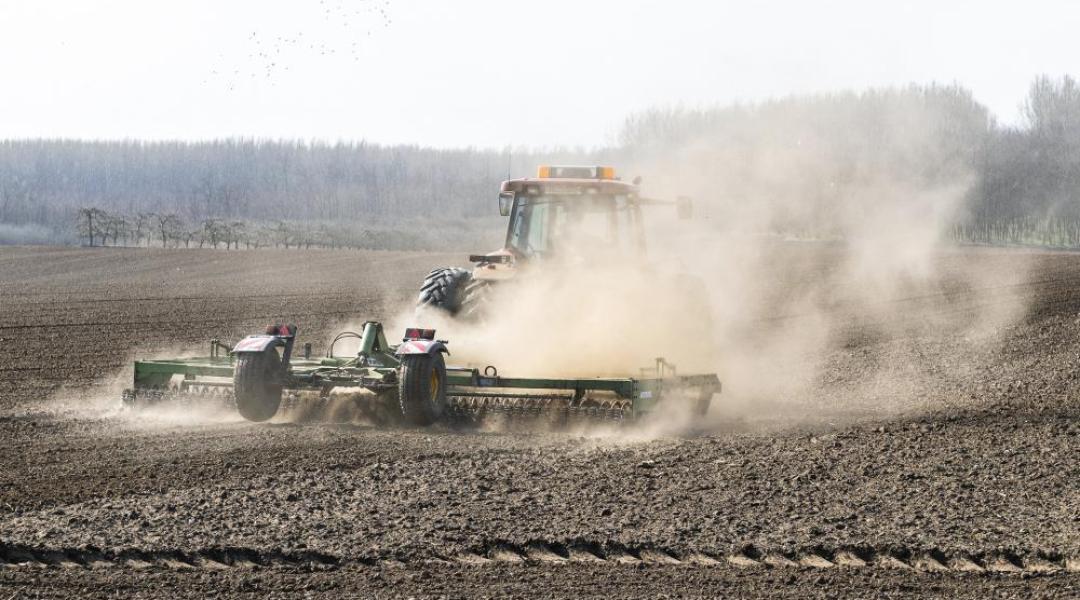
left=430, top=370, right=440, bottom=400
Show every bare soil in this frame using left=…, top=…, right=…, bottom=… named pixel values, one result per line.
left=0, top=245, right=1077, bottom=598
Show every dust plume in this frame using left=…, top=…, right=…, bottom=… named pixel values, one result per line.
left=623, top=88, right=1033, bottom=425
left=408, top=264, right=714, bottom=378
left=43, top=345, right=247, bottom=428
left=407, top=87, right=1034, bottom=434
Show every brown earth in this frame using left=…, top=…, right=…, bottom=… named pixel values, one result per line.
left=0, top=245, right=1078, bottom=599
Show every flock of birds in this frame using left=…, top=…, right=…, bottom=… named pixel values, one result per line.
left=207, top=0, right=393, bottom=90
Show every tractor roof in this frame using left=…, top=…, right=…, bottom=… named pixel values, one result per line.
left=500, top=165, right=639, bottom=196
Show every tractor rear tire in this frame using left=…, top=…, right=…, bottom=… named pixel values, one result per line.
left=417, top=267, right=471, bottom=315
left=398, top=353, right=448, bottom=426
left=459, top=278, right=494, bottom=321
left=234, top=348, right=283, bottom=422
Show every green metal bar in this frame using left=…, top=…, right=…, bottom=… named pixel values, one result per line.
left=447, top=370, right=707, bottom=401
left=359, top=322, right=380, bottom=355
left=474, top=377, right=635, bottom=396
left=359, top=321, right=399, bottom=367
left=133, top=356, right=392, bottom=383
left=133, top=358, right=234, bottom=388
left=134, top=359, right=234, bottom=379
left=446, top=367, right=718, bottom=399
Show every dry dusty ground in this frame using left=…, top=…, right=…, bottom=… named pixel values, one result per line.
left=0, top=245, right=1077, bottom=599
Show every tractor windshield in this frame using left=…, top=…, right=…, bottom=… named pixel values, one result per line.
left=507, top=194, right=642, bottom=259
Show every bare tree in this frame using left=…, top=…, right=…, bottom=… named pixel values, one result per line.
left=133, top=212, right=154, bottom=247
left=155, top=214, right=182, bottom=248
left=227, top=221, right=246, bottom=249
left=200, top=219, right=227, bottom=248
left=76, top=207, right=107, bottom=246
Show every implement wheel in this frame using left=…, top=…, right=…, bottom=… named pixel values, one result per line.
left=233, top=348, right=283, bottom=422
left=398, top=353, right=448, bottom=426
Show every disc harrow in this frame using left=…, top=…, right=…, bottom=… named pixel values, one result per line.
left=446, top=394, right=633, bottom=425
left=122, top=385, right=235, bottom=410
left=122, top=321, right=720, bottom=426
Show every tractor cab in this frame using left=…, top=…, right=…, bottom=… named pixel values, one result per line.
left=418, top=165, right=693, bottom=318
left=497, top=166, right=648, bottom=264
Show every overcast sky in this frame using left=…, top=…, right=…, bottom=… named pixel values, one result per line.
left=0, top=0, right=1076, bottom=148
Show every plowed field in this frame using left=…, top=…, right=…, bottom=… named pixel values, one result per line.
left=0, top=246, right=1077, bottom=598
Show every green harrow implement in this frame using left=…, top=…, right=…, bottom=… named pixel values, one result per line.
left=123, top=321, right=721, bottom=425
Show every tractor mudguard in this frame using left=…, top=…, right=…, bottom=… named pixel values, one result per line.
left=232, top=335, right=285, bottom=354
left=396, top=340, right=449, bottom=356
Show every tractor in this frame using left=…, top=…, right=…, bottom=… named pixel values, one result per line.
left=120, top=166, right=723, bottom=425
left=417, top=165, right=698, bottom=320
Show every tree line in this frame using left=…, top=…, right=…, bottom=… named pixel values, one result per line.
left=0, top=140, right=595, bottom=249
left=958, top=76, right=1080, bottom=246
left=619, top=76, right=1080, bottom=248
left=71, top=207, right=498, bottom=251
left=77, top=208, right=254, bottom=249
left=2, top=75, right=1079, bottom=250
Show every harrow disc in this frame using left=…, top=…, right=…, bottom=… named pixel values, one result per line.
left=122, top=385, right=236, bottom=411
left=446, top=393, right=632, bottom=427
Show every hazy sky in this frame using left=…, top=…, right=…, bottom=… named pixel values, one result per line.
left=0, top=1, right=1076, bottom=148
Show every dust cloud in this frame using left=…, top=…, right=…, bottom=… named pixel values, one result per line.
left=44, top=346, right=247, bottom=429
left=622, top=94, right=1033, bottom=427
left=406, top=92, right=1033, bottom=433
left=407, top=265, right=714, bottom=377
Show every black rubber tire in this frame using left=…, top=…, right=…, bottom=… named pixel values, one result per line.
left=459, top=278, right=494, bottom=321
left=233, top=348, right=283, bottom=422
left=417, top=267, right=471, bottom=315
left=398, top=353, right=448, bottom=426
